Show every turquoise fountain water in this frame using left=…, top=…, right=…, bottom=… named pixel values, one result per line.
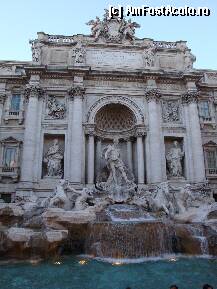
left=0, top=256, right=216, bottom=289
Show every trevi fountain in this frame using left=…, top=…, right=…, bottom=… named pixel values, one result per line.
left=0, top=9, right=216, bottom=289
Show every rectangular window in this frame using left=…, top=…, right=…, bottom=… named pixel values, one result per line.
left=198, top=101, right=211, bottom=121
left=10, top=95, right=21, bottom=112
left=3, top=147, right=17, bottom=167
left=206, top=149, right=217, bottom=175
left=0, top=193, right=12, bottom=203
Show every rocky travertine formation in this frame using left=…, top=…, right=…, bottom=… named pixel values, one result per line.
left=0, top=180, right=216, bottom=260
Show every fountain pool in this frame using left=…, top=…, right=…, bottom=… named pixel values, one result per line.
left=0, top=256, right=216, bottom=289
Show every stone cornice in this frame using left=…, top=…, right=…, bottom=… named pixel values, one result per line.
left=24, top=66, right=46, bottom=78
left=181, top=90, right=199, bottom=104
left=182, top=72, right=203, bottom=84
left=145, top=88, right=162, bottom=102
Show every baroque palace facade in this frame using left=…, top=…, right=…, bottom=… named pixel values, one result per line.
left=0, top=10, right=217, bottom=201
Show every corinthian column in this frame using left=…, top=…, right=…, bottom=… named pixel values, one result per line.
left=126, top=138, right=133, bottom=172
left=182, top=90, right=205, bottom=182
left=68, top=86, right=85, bottom=184
left=21, top=83, right=43, bottom=183
left=86, top=126, right=95, bottom=185
left=145, top=88, right=164, bottom=183
left=135, top=128, right=146, bottom=185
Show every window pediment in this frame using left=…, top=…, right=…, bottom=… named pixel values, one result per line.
left=0, top=137, right=21, bottom=144
left=204, top=140, right=217, bottom=147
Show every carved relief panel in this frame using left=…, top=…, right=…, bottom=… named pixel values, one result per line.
left=162, top=100, right=181, bottom=124
left=45, top=95, right=66, bottom=120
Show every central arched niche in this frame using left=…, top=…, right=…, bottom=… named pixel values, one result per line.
left=95, top=103, right=136, bottom=135
left=93, top=103, right=138, bottom=182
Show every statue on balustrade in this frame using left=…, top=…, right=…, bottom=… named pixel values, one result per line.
left=30, top=41, right=42, bottom=64
left=184, top=50, right=196, bottom=70
left=166, top=141, right=184, bottom=178
left=72, top=41, right=86, bottom=65
left=86, top=17, right=106, bottom=42
left=143, top=43, right=156, bottom=68
left=119, top=19, right=140, bottom=43
left=43, top=139, right=63, bottom=178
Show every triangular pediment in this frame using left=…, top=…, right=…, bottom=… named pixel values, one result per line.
left=0, top=136, right=20, bottom=143
left=204, top=140, right=217, bottom=146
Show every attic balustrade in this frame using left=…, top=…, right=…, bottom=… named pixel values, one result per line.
left=48, top=35, right=74, bottom=43
left=153, top=41, right=177, bottom=49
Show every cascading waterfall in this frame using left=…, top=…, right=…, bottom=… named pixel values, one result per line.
left=85, top=221, right=175, bottom=259
left=186, top=224, right=209, bottom=255
left=197, top=236, right=209, bottom=255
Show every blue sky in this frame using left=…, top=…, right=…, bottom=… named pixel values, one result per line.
left=0, top=0, right=216, bottom=70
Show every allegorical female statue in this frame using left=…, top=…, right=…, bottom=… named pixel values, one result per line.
left=166, top=141, right=184, bottom=178
left=44, top=139, right=63, bottom=177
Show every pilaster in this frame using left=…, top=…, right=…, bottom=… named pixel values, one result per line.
left=0, top=93, right=6, bottom=125
left=68, top=85, right=85, bottom=184
left=145, top=87, right=165, bottom=183
left=182, top=89, right=205, bottom=182
left=21, top=80, right=44, bottom=183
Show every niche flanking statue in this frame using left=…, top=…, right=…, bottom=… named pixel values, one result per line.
left=166, top=140, right=184, bottom=178
left=43, top=139, right=63, bottom=178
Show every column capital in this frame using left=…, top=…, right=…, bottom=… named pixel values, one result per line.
left=135, top=125, right=147, bottom=137
left=0, top=93, right=6, bottom=104
left=145, top=88, right=161, bottom=102
left=84, top=123, right=95, bottom=136
left=124, top=136, right=133, bottom=142
left=68, top=86, right=85, bottom=99
left=24, top=83, right=44, bottom=100
left=182, top=90, right=199, bottom=104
